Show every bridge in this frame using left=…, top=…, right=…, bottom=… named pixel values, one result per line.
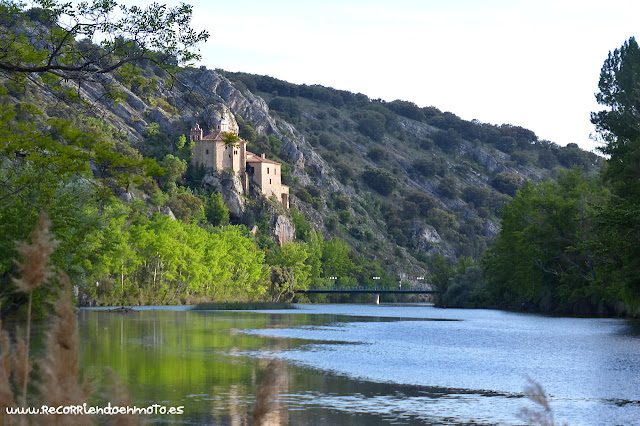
left=294, top=287, right=439, bottom=304
left=294, top=287, right=439, bottom=294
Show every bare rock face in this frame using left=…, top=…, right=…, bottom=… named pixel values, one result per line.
left=184, top=69, right=277, bottom=135
left=272, top=214, right=295, bottom=246
left=202, top=170, right=245, bottom=218
left=203, top=103, right=239, bottom=134
left=160, top=206, right=176, bottom=220
left=411, top=222, right=442, bottom=253
left=185, top=69, right=332, bottom=179
left=115, top=188, right=135, bottom=203
left=482, top=219, right=500, bottom=239
left=221, top=190, right=244, bottom=219
left=471, top=147, right=500, bottom=172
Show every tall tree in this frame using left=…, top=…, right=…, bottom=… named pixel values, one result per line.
left=591, top=37, right=640, bottom=144
left=483, top=169, right=609, bottom=313
left=592, top=37, right=640, bottom=310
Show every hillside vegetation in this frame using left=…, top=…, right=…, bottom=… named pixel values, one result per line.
left=9, top=1, right=637, bottom=319
left=220, top=70, right=600, bottom=273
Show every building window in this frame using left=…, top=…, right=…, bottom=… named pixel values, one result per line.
left=269, top=179, right=272, bottom=184
left=229, top=154, right=231, bottom=158
left=267, top=167, right=270, bottom=174
left=206, top=149, right=209, bottom=155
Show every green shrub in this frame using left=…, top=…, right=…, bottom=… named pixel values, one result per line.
left=338, top=210, right=351, bottom=224
left=154, top=97, right=179, bottom=115
left=492, top=172, right=525, bottom=197
left=362, top=166, right=397, bottom=195
left=354, top=111, right=386, bottom=141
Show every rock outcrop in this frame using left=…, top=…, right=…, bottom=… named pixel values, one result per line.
left=411, top=222, right=442, bottom=253
left=272, top=214, right=295, bottom=246
left=203, top=103, right=239, bottom=134
left=202, top=170, right=245, bottom=218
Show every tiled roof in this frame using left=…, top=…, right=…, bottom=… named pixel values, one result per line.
left=246, top=151, right=281, bottom=165
left=201, top=131, right=224, bottom=141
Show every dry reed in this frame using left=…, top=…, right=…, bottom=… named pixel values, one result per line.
left=12, top=211, right=57, bottom=407
left=0, top=320, right=16, bottom=424
left=251, top=359, right=285, bottom=426
left=102, top=370, right=143, bottom=426
left=38, top=272, right=92, bottom=425
left=12, top=212, right=57, bottom=294
left=11, top=334, right=29, bottom=399
left=1, top=212, right=142, bottom=425
left=518, top=378, right=567, bottom=426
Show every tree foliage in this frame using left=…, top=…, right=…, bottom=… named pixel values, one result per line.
left=591, top=37, right=640, bottom=144
left=483, top=169, right=609, bottom=313
left=354, top=110, right=386, bottom=140
left=204, top=192, right=229, bottom=226
left=492, top=172, right=525, bottom=197
left=0, top=0, right=209, bottom=89
left=592, top=37, right=640, bottom=310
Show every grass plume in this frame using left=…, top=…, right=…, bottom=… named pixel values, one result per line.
left=0, top=321, right=16, bottom=424
left=38, top=272, right=92, bottom=424
left=12, top=212, right=57, bottom=294
left=12, top=211, right=57, bottom=406
left=102, top=370, right=142, bottom=426
left=251, top=359, right=285, bottom=426
left=1, top=213, right=142, bottom=425
left=518, top=378, right=567, bottom=426
left=10, top=333, right=29, bottom=399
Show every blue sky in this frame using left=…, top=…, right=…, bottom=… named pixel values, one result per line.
left=129, top=0, right=640, bottom=151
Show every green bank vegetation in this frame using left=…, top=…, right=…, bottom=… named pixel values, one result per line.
left=436, top=37, right=640, bottom=316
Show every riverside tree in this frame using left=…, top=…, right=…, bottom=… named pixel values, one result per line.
left=483, top=169, right=608, bottom=313
left=0, top=0, right=208, bottom=315
left=591, top=37, right=640, bottom=309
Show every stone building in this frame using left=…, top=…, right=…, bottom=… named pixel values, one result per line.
left=190, top=117, right=289, bottom=208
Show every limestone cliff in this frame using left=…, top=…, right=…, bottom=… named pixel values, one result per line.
left=18, top=64, right=600, bottom=278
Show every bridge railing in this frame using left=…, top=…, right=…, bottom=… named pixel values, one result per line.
left=294, top=286, right=439, bottom=294
left=300, top=286, right=432, bottom=291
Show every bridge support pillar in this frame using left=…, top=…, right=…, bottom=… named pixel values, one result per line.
left=373, top=293, right=380, bottom=305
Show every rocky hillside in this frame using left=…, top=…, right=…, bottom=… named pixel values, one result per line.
left=10, top=62, right=601, bottom=279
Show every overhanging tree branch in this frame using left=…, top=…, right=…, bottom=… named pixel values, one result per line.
left=0, top=0, right=209, bottom=86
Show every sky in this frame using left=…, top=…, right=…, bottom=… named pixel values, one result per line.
left=140, top=0, right=640, bottom=152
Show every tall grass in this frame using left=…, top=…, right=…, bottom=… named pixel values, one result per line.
left=0, top=213, right=138, bottom=425
left=519, top=378, right=567, bottom=426
left=12, top=212, right=57, bottom=407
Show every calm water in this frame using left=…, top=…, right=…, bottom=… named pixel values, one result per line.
left=78, top=304, right=640, bottom=425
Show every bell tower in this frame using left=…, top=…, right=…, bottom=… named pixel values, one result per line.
left=190, top=123, right=203, bottom=141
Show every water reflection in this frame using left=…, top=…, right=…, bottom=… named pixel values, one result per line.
left=78, top=306, right=640, bottom=425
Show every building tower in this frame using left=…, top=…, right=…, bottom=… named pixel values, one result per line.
left=190, top=123, right=203, bottom=141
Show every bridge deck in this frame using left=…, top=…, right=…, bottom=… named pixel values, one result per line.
left=295, top=288, right=438, bottom=294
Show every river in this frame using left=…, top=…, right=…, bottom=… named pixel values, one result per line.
left=79, top=304, right=640, bottom=425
